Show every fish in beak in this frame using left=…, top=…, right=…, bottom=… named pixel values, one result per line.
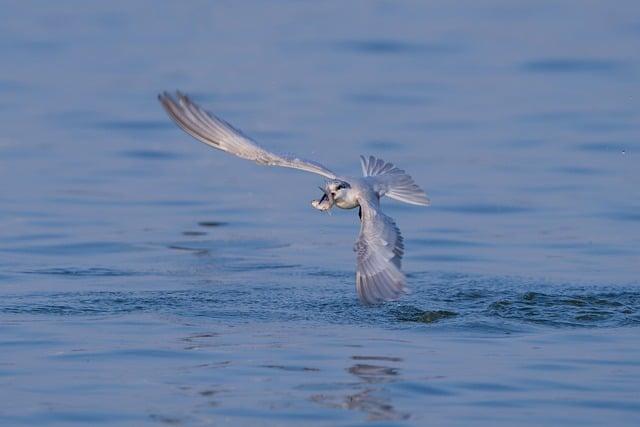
left=311, top=186, right=334, bottom=211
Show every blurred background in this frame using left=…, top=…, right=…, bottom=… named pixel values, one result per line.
left=0, top=1, right=639, bottom=426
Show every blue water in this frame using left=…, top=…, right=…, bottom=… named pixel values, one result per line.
left=1, top=1, right=639, bottom=425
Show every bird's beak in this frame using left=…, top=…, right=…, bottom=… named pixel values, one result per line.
left=318, top=186, right=330, bottom=203
left=311, top=186, right=334, bottom=211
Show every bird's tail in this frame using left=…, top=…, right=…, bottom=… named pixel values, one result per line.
left=360, top=155, right=430, bottom=206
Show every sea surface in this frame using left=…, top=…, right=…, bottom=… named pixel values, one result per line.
left=1, top=1, right=639, bottom=426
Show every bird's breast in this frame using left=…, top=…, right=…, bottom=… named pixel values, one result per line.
left=335, top=196, right=360, bottom=209
left=335, top=200, right=359, bottom=209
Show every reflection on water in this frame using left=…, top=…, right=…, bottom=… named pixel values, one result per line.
left=311, top=355, right=409, bottom=421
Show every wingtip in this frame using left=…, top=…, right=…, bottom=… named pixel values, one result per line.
left=395, top=193, right=431, bottom=207
left=413, top=195, right=431, bottom=207
left=158, top=91, right=176, bottom=103
left=158, top=90, right=197, bottom=111
left=176, top=90, right=188, bottom=103
left=158, top=90, right=190, bottom=101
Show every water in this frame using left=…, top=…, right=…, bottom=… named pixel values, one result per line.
left=1, top=1, right=639, bottom=425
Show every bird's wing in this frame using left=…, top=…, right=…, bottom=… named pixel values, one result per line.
left=354, top=192, right=406, bottom=304
left=159, top=91, right=337, bottom=179
left=360, top=155, right=429, bottom=206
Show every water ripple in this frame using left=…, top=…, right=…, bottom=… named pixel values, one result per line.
left=2, top=276, right=638, bottom=330
left=22, top=267, right=141, bottom=277
left=521, top=58, right=622, bottom=74
left=488, top=291, right=640, bottom=328
left=331, top=39, right=457, bottom=55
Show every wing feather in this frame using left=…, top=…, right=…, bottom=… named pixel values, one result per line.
left=360, top=155, right=430, bottom=206
left=354, top=195, right=407, bottom=305
left=159, top=91, right=336, bottom=179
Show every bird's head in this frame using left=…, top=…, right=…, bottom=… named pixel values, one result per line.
left=311, top=180, right=351, bottom=211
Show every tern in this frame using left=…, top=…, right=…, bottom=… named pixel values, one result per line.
left=159, top=91, right=429, bottom=305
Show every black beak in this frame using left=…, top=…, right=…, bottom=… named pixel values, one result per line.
left=318, top=186, right=331, bottom=203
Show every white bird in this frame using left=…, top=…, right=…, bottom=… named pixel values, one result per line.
left=159, top=91, right=430, bottom=305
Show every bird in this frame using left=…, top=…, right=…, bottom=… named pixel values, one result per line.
left=158, top=91, right=430, bottom=305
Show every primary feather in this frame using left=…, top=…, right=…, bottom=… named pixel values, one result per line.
left=360, top=155, right=430, bottom=206
left=159, top=91, right=336, bottom=179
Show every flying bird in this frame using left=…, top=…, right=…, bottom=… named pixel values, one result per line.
left=158, top=91, right=429, bottom=305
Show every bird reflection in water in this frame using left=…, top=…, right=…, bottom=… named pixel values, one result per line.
left=310, top=355, right=409, bottom=421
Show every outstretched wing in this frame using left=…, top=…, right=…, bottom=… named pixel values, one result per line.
left=354, top=193, right=406, bottom=305
left=159, top=91, right=337, bottom=179
left=360, top=155, right=429, bottom=206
